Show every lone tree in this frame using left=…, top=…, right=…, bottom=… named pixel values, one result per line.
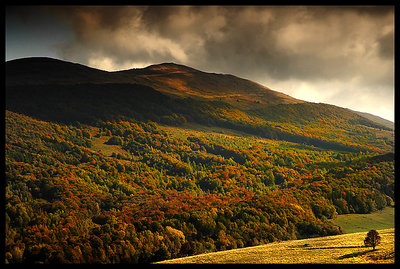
left=364, top=229, right=381, bottom=250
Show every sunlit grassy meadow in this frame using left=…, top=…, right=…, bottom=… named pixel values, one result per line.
left=332, top=206, right=394, bottom=234
left=157, top=228, right=394, bottom=264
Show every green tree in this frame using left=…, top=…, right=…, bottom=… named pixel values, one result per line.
left=364, top=229, right=381, bottom=250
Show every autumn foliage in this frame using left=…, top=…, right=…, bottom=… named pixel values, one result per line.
left=5, top=109, right=394, bottom=263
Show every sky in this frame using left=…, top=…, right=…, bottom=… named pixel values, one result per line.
left=6, top=5, right=395, bottom=122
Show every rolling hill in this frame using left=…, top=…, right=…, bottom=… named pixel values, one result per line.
left=5, top=57, right=394, bottom=264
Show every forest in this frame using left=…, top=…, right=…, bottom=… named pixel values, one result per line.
left=5, top=109, right=394, bottom=263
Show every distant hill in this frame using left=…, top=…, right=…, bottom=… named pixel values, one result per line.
left=352, top=111, right=394, bottom=130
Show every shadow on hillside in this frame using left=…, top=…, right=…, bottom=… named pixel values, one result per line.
left=308, top=246, right=364, bottom=250
left=337, top=249, right=375, bottom=260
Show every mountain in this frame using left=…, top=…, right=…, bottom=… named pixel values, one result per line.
left=6, top=57, right=392, bottom=125
left=6, top=57, right=304, bottom=110
left=5, top=57, right=394, bottom=153
left=5, top=57, right=394, bottom=264
left=115, top=62, right=305, bottom=109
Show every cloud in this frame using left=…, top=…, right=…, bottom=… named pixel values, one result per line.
left=49, top=6, right=393, bottom=79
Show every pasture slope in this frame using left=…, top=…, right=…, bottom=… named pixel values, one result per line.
left=156, top=228, right=394, bottom=264
left=333, top=206, right=394, bottom=234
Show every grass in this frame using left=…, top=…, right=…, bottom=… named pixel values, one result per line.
left=156, top=228, right=394, bottom=264
left=332, top=206, right=395, bottom=234
left=87, top=126, right=130, bottom=157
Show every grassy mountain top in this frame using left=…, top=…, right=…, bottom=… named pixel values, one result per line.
left=120, top=61, right=305, bottom=109
left=5, top=57, right=393, bottom=130
left=143, top=62, right=202, bottom=73
left=6, top=57, right=303, bottom=109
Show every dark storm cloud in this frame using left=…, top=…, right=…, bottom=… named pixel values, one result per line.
left=43, top=6, right=393, bottom=80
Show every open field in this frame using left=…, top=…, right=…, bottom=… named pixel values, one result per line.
left=332, top=206, right=394, bottom=234
left=156, top=228, right=394, bottom=264
left=87, top=126, right=131, bottom=157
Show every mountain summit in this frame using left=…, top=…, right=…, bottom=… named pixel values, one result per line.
left=6, top=57, right=304, bottom=110
left=143, top=62, right=201, bottom=73
left=119, top=61, right=305, bottom=109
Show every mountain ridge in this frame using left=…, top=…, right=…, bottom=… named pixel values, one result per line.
left=6, top=57, right=392, bottom=127
left=5, top=57, right=304, bottom=108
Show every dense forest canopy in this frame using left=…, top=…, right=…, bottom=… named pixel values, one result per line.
left=5, top=58, right=394, bottom=263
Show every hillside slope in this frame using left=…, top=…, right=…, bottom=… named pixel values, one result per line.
left=352, top=110, right=394, bottom=130
left=157, top=228, right=394, bottom=264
